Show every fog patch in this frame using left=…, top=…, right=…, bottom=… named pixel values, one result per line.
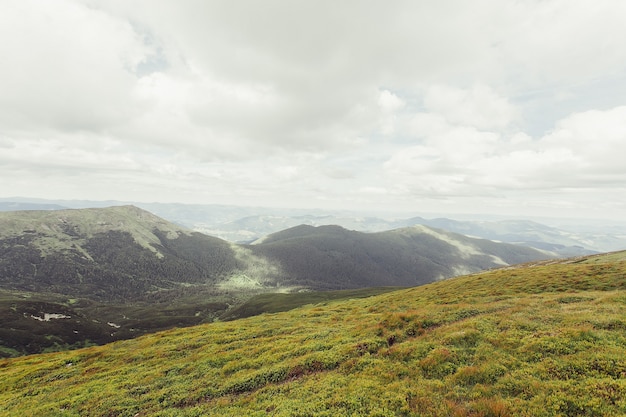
left=219, top=244, right=285, bottom=290
left=413, top=225, right=482, bottom=258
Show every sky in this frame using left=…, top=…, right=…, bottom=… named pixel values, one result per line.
left=1, top=0, right=626, bottom=220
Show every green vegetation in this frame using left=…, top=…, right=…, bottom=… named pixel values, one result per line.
left=0, top=205, right=186, bottom=256
left=0, top=206, right=260, bottom=355
left=0, top=286, right=395, bottom=357
left=0, top=208, right=242, bottom=301
left=220, top=287, right=402, bottom=320
left=1, top=252, right=625, bottom=416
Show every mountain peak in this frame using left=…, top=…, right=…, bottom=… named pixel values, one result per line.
left=0, top=205, right=190, bottom=257
left=252, top=224, right=352, bottom=244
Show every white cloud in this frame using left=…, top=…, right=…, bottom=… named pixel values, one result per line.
left=385, top=105, right=626, bottom=200
left=378, top=90, right=405, bottom=113
left=541, top=106, right=626, bottom=179
left=501, top=0, right=626, bottom=88
left=377, top=90, right=405, bottom=135
left=478, top=106, right=626, bottom=190
left=424, top=85, right=518, bottom=130
left=0, top=0, right=151, bottom=132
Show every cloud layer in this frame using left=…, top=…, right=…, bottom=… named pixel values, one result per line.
left=1, top=0, right=626, bottom=219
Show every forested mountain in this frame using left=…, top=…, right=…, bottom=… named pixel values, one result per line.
left=251, top=224, right=548, bottom=289
left=0, top=205, right=239, bottom=301
left=0, top=206, right=552, bottom=300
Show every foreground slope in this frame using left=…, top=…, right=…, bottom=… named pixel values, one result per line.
left=1, top=252, right=625, bottom=416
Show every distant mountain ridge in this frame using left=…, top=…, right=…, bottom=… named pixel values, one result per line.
left=225, top=216, right=604, bottom=256
left=0, top=205, right=553, bottom=355
left=0, top=202, right=67, bottom=211
left=2, top=197, right=623, bottom=253
left=404, top=217, right=596, bottom=255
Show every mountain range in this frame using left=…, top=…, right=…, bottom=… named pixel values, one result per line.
left=0, top=205, right=551, bottom=355
left=3, top=197, right=624, bottom=254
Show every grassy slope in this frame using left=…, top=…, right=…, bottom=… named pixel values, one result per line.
left=0, top=287, right=396, bottom=357
left=220, top=287, right=402, bottom=321
left=1, top=252, right=625, bottom=416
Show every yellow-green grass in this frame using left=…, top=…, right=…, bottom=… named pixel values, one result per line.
left=1, top=252, right=625, bottom=416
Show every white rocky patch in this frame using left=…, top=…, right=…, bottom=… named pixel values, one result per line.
left=29, top=313, right=71, bottom=321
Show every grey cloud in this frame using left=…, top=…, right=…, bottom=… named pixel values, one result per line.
left=0, top=1, right=151, bottom=133
left=2, top=0, right=626, bottom=219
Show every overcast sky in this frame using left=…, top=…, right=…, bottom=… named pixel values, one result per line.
left=1, top=0, right=626, bottom=219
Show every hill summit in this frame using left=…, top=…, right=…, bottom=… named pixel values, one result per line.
left=0, top=205, right=238, bottom=300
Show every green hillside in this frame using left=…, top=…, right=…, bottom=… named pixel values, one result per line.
left=1, top=252, right=625, bottom=416
left=252, top=224, right=548, bottom=290
left=219, top=287, right=402, bottom=321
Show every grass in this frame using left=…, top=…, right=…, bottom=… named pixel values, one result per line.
left=220, top=287, right=402, bottom=320
left=0, top=252, right=625, bottom=416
